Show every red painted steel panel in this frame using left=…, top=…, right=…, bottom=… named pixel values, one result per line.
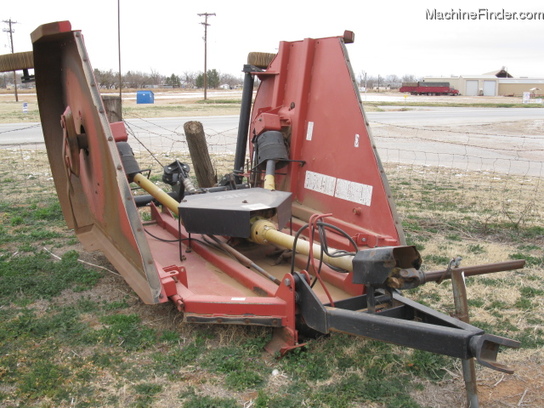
left=32, top=23, right=162, bottom=304
left=250, top=36, right=404, bottom=248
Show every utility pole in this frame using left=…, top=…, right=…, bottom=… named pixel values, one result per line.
left=117, top=0, right=122, bottom=101
left=2, top=19, right=19, bottom=102
left=197, top=12, right=215, bottom=100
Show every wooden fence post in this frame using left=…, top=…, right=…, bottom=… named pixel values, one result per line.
left=183, top=121, right=217, bottom=188
left=102, top=95, right=122, bottom=122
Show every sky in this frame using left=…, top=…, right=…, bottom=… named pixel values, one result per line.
left=2, top=0, right=543, bottom=80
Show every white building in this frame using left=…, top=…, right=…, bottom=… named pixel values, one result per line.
left=424, top=69, right=544, bottom=97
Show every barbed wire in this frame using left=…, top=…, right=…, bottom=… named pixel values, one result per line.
left=372, top=121, right=544, bottom=139
left=372, top=122, right=544, bottom=153
left=1, top=119, right=542, bottom=215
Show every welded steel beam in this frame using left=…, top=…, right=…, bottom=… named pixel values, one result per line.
left=294, top=273, right=520, bottom=371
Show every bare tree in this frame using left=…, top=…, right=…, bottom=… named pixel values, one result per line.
left=182, top=71, right=197, bottom=88
left=0, top=72, right=9, bottom=88
left=94, top=69, right=119, bottom=89
left=401, top=74, right=420, bottom=84
left=365, top=75, right=379, bottom=90
left=148, top=69, right=163, bottom=86
left=124, top=71, right=147, bottom=88
left=355, top=71, right=422, bottom=90
left=219, top=73, right=243, bottom=88
left=90, top=68, right=423, bottom=92
left=384, top=74, right=401, bottom=89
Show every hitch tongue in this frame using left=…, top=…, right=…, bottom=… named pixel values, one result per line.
left=469, top=334, right=520, bottom=374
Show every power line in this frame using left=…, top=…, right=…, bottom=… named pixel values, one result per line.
left=2, top=18, right=19, bottom=102
left=197, top=12, right=215, bottom=100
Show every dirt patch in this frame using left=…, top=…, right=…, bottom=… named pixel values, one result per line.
left=477, top=360, right=544, bottom=407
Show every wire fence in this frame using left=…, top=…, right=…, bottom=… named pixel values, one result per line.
left=1, top=118, right=542, bottom=231
left=373, top=122, right=543, bottom=232
left=122, top=117, right=239, bottom=178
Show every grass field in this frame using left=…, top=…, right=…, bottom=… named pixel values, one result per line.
left=0, top=90, right=543, bottom=407
left=1, top=88, right=541, bottom=124
left=0, top=89, right=243, bottom=124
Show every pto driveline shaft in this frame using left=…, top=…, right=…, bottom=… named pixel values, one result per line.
left=132, top=173, right=180, bottom=216
left=250, top=218, right=354, bottom=272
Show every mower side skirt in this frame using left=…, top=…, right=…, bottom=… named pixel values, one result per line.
left=32, top=22, right=162, bottom=304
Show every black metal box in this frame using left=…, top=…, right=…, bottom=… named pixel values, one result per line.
left=178, top=188, right=292, bottom=238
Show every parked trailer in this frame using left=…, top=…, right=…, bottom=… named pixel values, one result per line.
left=400, top=81, right=459, bottom=95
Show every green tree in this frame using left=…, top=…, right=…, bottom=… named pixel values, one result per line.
left=207, top=69, right=220, bottom=88
left=165, top=73, right=181, bottom=88
left=196, top=69, right=220, bottom=89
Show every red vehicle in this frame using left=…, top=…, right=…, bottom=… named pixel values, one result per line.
left=400, top=81, right=459, bottom=95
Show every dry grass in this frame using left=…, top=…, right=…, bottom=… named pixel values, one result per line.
left=0, top=89, right=242, bottom=124
left=0, top=93, right=543, bottom=407
left=0, top=91, right=40, bottom=123
left=382, top=162, right=544, bottom=407
left=1, top=146, right=542, bottom=407
left=2, top=88, right=537, bottom=123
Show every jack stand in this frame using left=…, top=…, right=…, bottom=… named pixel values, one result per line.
left=451, top=266, right=479, bottom=408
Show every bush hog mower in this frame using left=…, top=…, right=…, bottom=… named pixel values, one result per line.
left=17, top=20, right=525, bottom=401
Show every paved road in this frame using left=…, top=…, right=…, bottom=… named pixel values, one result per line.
left=369, top=107, right=544, bottom=177
left=122, top=115, right=240, bottom=154
left=0, top=116, right=241, bottom=150
left=2, top=107, right=543, bottom=146
left=370, top=106, right=544, bottom=126
left=1, top=107, right=542, bottom=176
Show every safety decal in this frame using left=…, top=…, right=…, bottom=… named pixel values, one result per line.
left=306, top=121, right=314, bottom=141
left=304, top=170, right=373, bottom=206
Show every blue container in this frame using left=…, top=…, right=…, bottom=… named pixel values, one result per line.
left=136, top=90, right=154, bottom=104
